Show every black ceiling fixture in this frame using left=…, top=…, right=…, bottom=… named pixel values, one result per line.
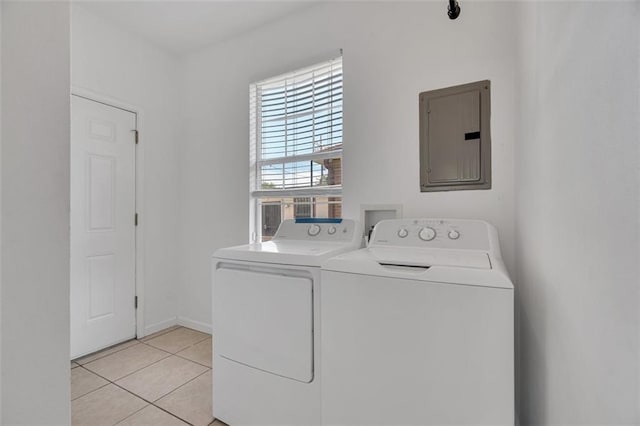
left=448, top=0, right=461, bottom=19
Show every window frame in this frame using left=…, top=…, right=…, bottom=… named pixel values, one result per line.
left=249, top=56, right=343, bottom=242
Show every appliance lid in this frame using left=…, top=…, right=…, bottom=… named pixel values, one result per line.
left=322, top=247, right=513, bottom=289
left=369, top=247, right=491, bottom=270
left=213, top=240, right=360, bottom=267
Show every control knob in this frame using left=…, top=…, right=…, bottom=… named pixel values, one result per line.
left=448, top=230, right=460, bottom=240
left=328, top=226, right=337, bottom=235
left=418, top=227, right=436, bottom=241
left=397, top=228, right=409, bottom=238
left=307, top=224, right=321, bottom=236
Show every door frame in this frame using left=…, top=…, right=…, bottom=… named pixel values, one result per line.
left=71, top=86, right=146, bottom=339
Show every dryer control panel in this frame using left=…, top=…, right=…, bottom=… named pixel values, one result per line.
left=274, top=219, right=360, bottom=243
left=369, top=218, right=492, bottom=251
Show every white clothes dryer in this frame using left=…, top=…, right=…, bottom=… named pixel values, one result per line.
left=212, top=219, right=362, bottom=426
left=321, top=218, right=514, bottom=425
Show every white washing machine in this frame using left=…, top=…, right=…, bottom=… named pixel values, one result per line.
left=321, top=218, right=514, bottom=425
left=212, top=219, right=362, bottom=426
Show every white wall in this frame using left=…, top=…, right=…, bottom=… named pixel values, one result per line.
left=516, top=2, right=639, bottom=424
left=179, top=2, right=518, bottom=329
left=71, top=3, right=640, bottom=424
left=72, top=6, right=182, bottom=335
left=0, top=1, right=3, bottom=421
left=1, top=2, right=71, bottom=424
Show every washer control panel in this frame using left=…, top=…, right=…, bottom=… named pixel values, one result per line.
left=274, top=219, right=359, bottom=242
left=371, top=218, right=491, bottom=251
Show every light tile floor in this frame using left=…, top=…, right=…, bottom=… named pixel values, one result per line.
left=71, top=326, right=227, bottom=426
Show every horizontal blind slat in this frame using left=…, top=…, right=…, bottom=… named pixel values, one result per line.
left=260, top=70, right=341, bottom=92
left=262, top=117, right=343, bottom=134
left=252, top=186, right=343, bottom=198
left=258, top=150, right=342, bottom=166
left=254, top=57, right=343, bottom=194
left=261, top=98, right=342, bottom=121
left=261, top=77, right=343, bottom=102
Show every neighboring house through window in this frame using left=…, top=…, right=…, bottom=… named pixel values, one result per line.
left=250, top=56, right=343, bottom=241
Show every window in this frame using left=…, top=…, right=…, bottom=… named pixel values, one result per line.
left=250, top=57, right=343, bottom=241
left=261, top=202, right=282, bottom=240
left=293, top=197, right=312, bottom=218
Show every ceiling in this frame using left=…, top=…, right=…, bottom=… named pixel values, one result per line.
left=77, top=1, right=316, bottom=54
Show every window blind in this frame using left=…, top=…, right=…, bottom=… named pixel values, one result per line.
left=251, top=57, right=343, bottom=198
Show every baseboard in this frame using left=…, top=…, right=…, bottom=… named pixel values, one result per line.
left=177, top=316, right=213, bottom=334
left=142, top=317, right=178, bottom=338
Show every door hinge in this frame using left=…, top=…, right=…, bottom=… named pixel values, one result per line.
left=135, top=296, right=138, bottom=309
left=135, top=213, right=139, bottom=226
left=133, top=129, right=139, bottom=144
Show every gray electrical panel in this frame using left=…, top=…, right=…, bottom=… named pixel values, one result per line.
left=419, top=80, right=491, bottom=192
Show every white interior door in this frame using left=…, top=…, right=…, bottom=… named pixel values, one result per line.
left=71, top=95, right=137, bottom=359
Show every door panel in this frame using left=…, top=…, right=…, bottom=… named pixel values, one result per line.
left=87, top=254, right=116, bottom=320
left=71, top=95, right=137, bottom=359
left=428, top=90, right=481, bottom=183
left=215, top=267, right=313, bottom=383
left=87, top=154, right=115, bottom=230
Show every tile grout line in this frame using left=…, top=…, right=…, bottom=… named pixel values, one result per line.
left=172, top=335, right=213, bottom=367
left=147, top=404, right=194, bottom=426
left=111, top=381, right=195, bottom=426
left=138, top=325, right=184, bottom=343
left=144, top=364, right=209, bottom=404
left=173, top=352, right=212, bottom=369
left=150, top=368, right=214, bottom=426
left=73, top=325, right=187, bottom=365
left=120, top=339, right=213, bottom=424
left=85, top=365, right=195, bottom=426
left=70, top=370, right=166, bottom=425
left=81, top=350, right=172, bottom=390
left=83, top=348, right=173, bottom=382
left=71, top=366, right=112, bottom=401
left=72, top=327, right=212, bottom=426
left=75, top=326, right=207, bottom=366
left=151, top=367, right=211, bottom=406
left=144, top=333, right=211, bottom=355
left=73, top=339, right=141, bottom=365
left=112, top=404, right=150, bottom=426
left=140, top=339, right=211, bottom=363
left=116, top=400, right=193, bottom=426
left=81, top=336, right=211, bottom=387
left=79, top=351, right=209, bottom=425
left=148, top=331, right=212, bottom=423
